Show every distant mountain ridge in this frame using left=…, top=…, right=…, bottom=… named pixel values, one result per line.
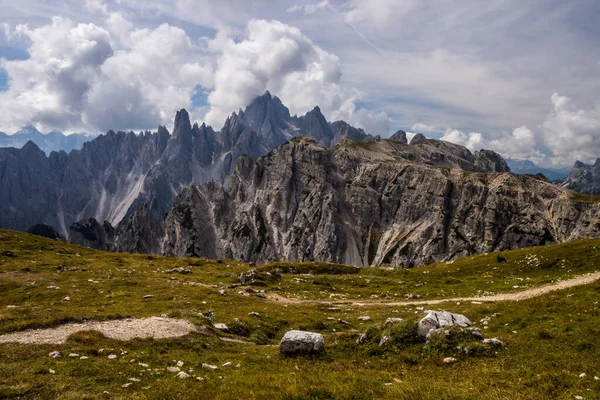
left=0, top=125, right=92, bottom=154
left=506, top=158, right=570, bottom=181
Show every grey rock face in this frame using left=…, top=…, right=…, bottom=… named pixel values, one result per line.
left=27, top=224, right=65, bottom=241
left=161, top=136, right=599, bottom=267
left=280, top=330, right=325, bottom=355
left=410, top=133, right=427, bottom=144
left=389, top=130, right=407, bottom=143
left=561, top=159, right=600, bottom=194
left=418, top=311, right=472, bottom=339
left=69, top=218, right=114, bottom=250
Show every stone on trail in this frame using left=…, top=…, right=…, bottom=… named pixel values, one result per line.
left=280, top=330, right=325, bottom=355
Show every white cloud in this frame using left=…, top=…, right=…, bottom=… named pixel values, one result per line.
left=204, top=19, right=390, bottom=135
left=441, top=125, right=546, bottom=164
left=541, top=93, right=600, bottom=166
left=410, top=122, right=440, bottom=133
left=0, top=17, right=212, bottom=133
left=287, top=1, right=331, bottom=15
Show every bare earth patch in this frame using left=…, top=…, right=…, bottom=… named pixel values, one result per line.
left=0, top=317, right=197, bottom=345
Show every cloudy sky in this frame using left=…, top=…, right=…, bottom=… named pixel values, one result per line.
left=1, top=0, right=599, bottom=166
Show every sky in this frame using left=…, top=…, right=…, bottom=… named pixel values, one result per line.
left=0, top=0, right=599, bottom=167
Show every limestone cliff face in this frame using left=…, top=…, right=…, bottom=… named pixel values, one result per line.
left=161, top=137, right=600, bottom=267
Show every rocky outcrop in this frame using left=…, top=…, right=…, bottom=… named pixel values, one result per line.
left=280, top=330, right=325, bottom=355
left=160, top=136, right=600, bottom=267
left=417, top=311, right=472, bottom=339
left=27, top=224, right=65, bottom=241
left=410, top=133, right=427, bottom=144
left=69, top=218, right=114, bottom=250
left=561, top=159, right=600, bottom=194
left=389, top=130, right=407, bottom=143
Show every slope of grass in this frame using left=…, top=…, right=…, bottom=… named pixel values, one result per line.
left=0, top=230, right=599, bottom=399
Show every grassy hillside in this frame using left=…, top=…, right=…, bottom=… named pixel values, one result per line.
left=0, top=230, right=599, bottom=399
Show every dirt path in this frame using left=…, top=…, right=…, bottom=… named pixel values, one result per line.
left=0, top=317, right=197, bottom=345
left=264, top=271, right=600, bottom=307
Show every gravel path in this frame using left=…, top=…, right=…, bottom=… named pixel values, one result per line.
left=0, top=317, right=197, bottom=345
left=264, top=271, right=600, bottom=307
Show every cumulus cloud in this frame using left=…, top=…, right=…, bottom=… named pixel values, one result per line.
left=440, top=125, right=545, bottom=163
left=204, top=19, right=390, bottom=135
left=410, top=123, right=441, bottom=133
left=541, top=93, right=600, bottom=165
left=0, top=17, right=212, bottom=133
left=437, top=93, right=600, bottom=166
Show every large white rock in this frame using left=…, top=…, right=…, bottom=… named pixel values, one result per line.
left=418, top=310, right=472, bottom=338
left=279, top=330, right=325, bottom=355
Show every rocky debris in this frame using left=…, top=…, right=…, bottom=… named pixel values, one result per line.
left=176, top=361, right=184, bottom=367
left=128, top=378, right=141, bottom=382
left=202, top=363, right=218, bottom=371
left=357, top=316, right=371, bottom=321
left=385, top=318, right=403, bottom=325
left=418, top=311, right=472, bottom=339
left=166, top=267, right=191, bottom=274
left=222, top=362, right=232, bottom=368
left=68, top=353, right=79, bottom=358
left=64, top=297, right=70, bottom=301
left=49, top=369, right=56, bottom=374
left=49, top=351, right=61, bottom=358
left=143, top=295, right=154, bottom=299
left=280, top=330, right=325, bottom=355
left=405, top=294, right=421, bottom=299
left=213, top=323, right=228, bottom=331
left=483, top=338, right=505, bottom=347
left=219, top=289, right=226, bottom=296
left=379, top=336, right=390, bottom=346
left=356, top=334, right=368, bottom=345
left=248, top=312, right=260, bottom=317
left=108, top=354, right=117, bottom=359
left=238, top=270, right=257, bottom=284
left=443, top=357, right=457, bottom=364
left=177, top=371, right=190, bottom=379
left=2, top=250, right=17, bottom=257
left=167, top=366, right=180, bottom=373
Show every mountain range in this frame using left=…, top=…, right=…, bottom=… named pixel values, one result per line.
left=561, top=159, right=600, bottom=195
left=3, top=92, right=600, bottom=267
left=505, top=158, right=570, bottom=181
left=0, top=125, right=91, bottom=154
left=0, top=92, right=378, bottom=236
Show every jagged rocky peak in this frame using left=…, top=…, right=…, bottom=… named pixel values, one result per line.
left=474, top=149, right=511, bottom=173
left=410, top=133, right=427, bottom=145
left=561, top=158, right=600, bottom=194
left=241, top=90, right=291, bottom=131
left=390, top=130, right=408, bottom=143
left=172, top=109, right=192, bottom=140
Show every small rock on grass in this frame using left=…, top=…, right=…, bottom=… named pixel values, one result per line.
left=69, top=353, right=79, bottom=358
left=49, top=351, right=61, bottom=358
left=443, top=357, right=457, bottom=364
left=49, top=369, right=56, bottom=374
left=167, top=367, right=180, bottom=373
left=222, top=362, right=232, bottom=368
left=177, top=371, right=190, bottom=379
left=357, top=316, right=371, bottom=321
left=143, top=295, right=154, bottom=299
left=176, top=361, right=184, bottom=367
left=202, top=363, right=218, bottom=371
left=108, top=354, right=117, bottom=359
left=482, top=338, right=505, bottom=347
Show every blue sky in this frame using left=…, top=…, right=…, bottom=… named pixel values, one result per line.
left=0, top=0, right=599, bottom=166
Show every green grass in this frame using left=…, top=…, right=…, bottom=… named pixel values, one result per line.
left=0, top=230, right=600, bottom=399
